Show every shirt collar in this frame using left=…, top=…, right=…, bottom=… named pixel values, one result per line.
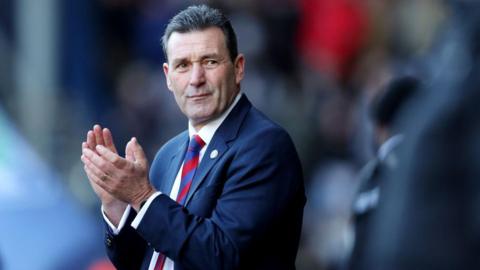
left=378, top=134, right=404, bottom=161
left=188, top=92, right=242, bottom=145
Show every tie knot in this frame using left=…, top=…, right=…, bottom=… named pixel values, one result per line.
left=188, top=135, right=205, bottom=153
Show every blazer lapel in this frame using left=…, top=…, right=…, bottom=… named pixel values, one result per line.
left=185, top=95, right=252, bottom=205
left=161, top=135, right=188, bottom=195
left=185, top=139, right=228, bottom=205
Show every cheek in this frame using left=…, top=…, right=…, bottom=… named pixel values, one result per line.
left=169, top=77, right=187, bottom=97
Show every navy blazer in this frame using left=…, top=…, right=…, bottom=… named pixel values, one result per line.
left=105, top=95, right=305, bottom=270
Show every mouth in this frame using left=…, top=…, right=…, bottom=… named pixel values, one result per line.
left=187, top=93, right=212, bottom=101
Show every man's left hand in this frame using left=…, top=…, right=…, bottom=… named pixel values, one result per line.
left=82, top=137, right=156, bottom=211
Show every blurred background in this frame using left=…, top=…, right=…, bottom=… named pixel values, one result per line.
left=1, top=0, right=477, bottom=269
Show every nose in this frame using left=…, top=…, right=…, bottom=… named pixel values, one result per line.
left=189, top=62, right=206, bottom=87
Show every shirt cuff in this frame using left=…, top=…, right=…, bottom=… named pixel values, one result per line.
left=102, top=204, right=132, bottom=235
left=131, top=191, right=162, bottom=229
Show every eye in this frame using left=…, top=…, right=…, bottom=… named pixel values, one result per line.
left=175, top=62, right=189, bottom=72
left=204, top=59, right=219, bottom=68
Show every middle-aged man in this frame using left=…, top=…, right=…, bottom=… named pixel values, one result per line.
left=80, top=5, right=305, bottom=270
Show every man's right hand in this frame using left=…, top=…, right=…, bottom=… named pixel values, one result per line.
left=81, top=124, right=127, bottom=226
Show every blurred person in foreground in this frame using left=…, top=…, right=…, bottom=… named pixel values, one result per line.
left=348, top=76, right=420, bottom=269
left=355, top=1, right=480, bottom=269
left=80, top=5, right=305, bottom=270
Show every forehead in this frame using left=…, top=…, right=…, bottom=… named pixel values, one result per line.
left=166, top=27, right=228, bottom=61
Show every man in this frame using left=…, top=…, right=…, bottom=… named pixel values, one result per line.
left=354, top=2, right=480, bottom=269
left=348, top=76, right=420, bottom=269
left=80, top=5, right=305, bottom=270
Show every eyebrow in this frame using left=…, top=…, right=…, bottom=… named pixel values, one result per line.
left=171, top=53, right=224, bottom=66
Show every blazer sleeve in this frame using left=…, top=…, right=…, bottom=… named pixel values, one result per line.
left=104, top=208, right=148, bottom=270
left=134, top=128, right=304, bottom=269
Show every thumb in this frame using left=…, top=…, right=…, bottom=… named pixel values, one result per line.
left=131, top=137, right=148, bottom=167
left=125, top=140, right=135, bottom=162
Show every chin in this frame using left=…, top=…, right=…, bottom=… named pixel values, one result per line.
left=189, top=112, right=214, bottom=123
left=192, top=109, right=224, bottom=124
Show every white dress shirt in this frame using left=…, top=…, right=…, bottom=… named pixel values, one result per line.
left=102, top=93, right=242, bottom=270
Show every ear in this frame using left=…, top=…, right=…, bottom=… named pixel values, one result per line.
left=163, top=62, right=173, bottom=91
left=234, top=54, right=245, bottom=85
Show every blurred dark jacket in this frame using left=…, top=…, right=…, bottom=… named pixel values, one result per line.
left=354, top=2, right=480, bottom=269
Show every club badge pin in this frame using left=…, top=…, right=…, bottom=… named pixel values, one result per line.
left=210, top=149, right=219, bottom=159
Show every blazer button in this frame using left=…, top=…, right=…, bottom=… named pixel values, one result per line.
left=105, top=235, right=113, bottom=247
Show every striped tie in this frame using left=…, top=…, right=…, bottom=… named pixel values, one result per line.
left=154, top=134, right=205, bottom=270
left=176, top=135, right=206, bottom=204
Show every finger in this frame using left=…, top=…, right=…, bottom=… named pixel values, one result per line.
left=81, top=154, right=111, bottom=182
left=86, top=130, right=96, bottom=150
left=94, top=124, right=105, bottom=146
left=96, top=144, right=128, bottom=169
left=82, top=147, right=117, bottom=175
left=103, top=128, right=118, bottom=153
left=131, top=137, right=148, bottom=168
left=84, top=164, right=112, bottom=193
left=82, top=142, right=90, bottom=155
left=82, top=142, right=92, bottom=151
left=125, top=139, right=135, bottom=162
left=84, top=164, right=108, bottom=184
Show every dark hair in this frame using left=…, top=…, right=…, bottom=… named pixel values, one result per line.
left=161, top=5, right=238, bottom=62
left=371, top=76, right=421, bottom=127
